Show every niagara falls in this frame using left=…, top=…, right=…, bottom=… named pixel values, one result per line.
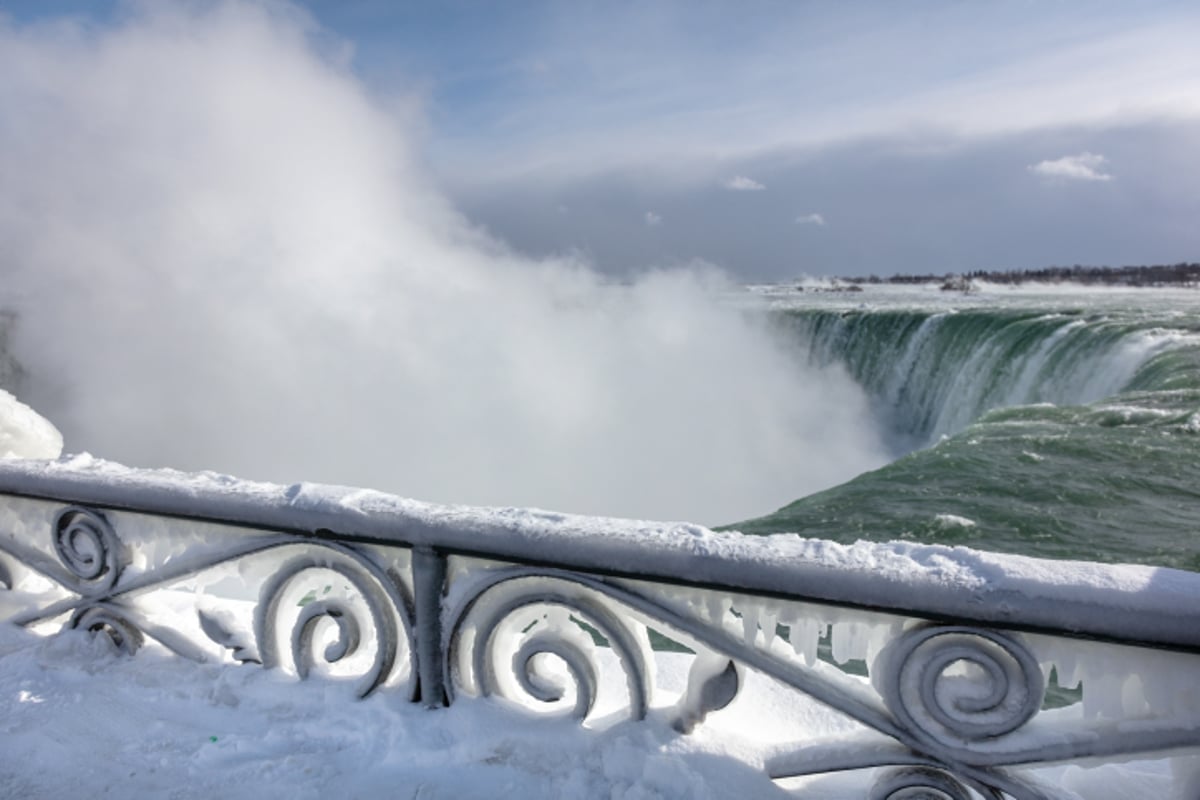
left=1, top=1, right=1198, bottom=798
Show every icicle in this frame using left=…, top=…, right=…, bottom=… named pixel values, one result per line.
left=1082, top=669, right=1125, bottom=720
left=759, top=606, right=779, bottom=650
left=736, top=601, right=761, bottom=646
left=865, top=621, right=902, bottom=674
left=1121, top=674, right=1148, bottom=717
left=831, top=620, right=873, bottom=666
left=705, top=594, right=726, bottom=627
left=782, top=607, right=824, bottom=668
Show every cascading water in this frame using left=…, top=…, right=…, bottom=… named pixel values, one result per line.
left=775, top=306, right=1190, bottom=453
left=738, top=288, right=1200, bottom=573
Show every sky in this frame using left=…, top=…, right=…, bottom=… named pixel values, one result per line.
left=5, top=0, right=1200, bottom=281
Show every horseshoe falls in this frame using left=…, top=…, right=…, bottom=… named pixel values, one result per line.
left=732, top=284, right=1200, bottom=573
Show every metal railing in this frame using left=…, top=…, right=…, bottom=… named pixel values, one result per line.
left=1, top=457, right=1198, bottom=799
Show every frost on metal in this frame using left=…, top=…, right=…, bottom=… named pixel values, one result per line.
left=0, top=457, right=1198, bottom=799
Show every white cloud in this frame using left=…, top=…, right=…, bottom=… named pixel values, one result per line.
left=724, top=175, right=765, bottom=191
left=427, top=8, right=1200, bottom=184
left=795, top=213, right=826, bottom=226
left=644, top=211, right=662, bottom=226
left=1028, top=151, right=1113, bottom=181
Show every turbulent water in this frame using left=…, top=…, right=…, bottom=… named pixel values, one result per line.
left=732, top=283, right=1200, bottom=573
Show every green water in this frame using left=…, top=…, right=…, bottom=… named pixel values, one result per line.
left=731, top=285, right=1200, bottom=573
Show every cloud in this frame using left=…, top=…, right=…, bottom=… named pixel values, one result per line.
left=644, top=211, right=662, bottom=226
left=724, top=175, right=764, bottom=191
left=408, top=4, right=1200, bottom=185
left=795, top=213, right=826, bottom=226
left=1028, top=152, right=1113, bottom=181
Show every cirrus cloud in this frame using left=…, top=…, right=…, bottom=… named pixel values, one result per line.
left=795, top=213, right=826, bottom=226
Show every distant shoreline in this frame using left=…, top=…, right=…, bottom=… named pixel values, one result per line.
left=840, top=262, right=1200, bottom=289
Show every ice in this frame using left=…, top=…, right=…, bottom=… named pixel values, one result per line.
left=786, top=614, right=825, bottom=667
left=740, top=603, right=759, bottom=646
left=758, top=606, right=779, bottom=649
left=0, top=389, right=62, bottom=461
left=830, top=620, right=862, bottom=665
left=1031, top=634, right=1200, bottom=723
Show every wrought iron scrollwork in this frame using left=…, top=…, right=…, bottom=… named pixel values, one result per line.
left=254, top=548, right=415, bottom=699
left=53, top=506, right=126, bottom=595
left=0, top=488, right=1197, bottom=797
left=869, top=766, right=977, bottom=800
left=2, top=502, right=417, bottom=696
left=878, top=625, right=1044, bottom=762
left=446, top=572, right=652, bottom=723
left=69, top=603, right=144, bottom=655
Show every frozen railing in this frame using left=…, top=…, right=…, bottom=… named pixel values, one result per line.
left=0, top=456, right=1198, bottom=799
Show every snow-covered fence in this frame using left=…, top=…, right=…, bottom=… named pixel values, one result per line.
left=0, top=457, right=1198, bottom=799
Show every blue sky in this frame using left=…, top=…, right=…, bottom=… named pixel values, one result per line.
left=8, top=0, right=1200, bottom=280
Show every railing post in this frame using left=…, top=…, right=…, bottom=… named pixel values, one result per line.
left=412, top=545, right=448, bottom=708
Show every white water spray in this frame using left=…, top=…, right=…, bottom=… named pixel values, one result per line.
left=0, top=3, right=887, bottom=523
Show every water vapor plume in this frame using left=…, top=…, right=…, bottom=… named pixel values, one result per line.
left=0, top=2, right=887, bottom=523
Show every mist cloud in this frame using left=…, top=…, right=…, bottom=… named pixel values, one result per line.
left=0, top=2, right=888, bottom=523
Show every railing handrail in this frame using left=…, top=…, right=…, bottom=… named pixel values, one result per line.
left=1, top=454, right=1198, bottom=653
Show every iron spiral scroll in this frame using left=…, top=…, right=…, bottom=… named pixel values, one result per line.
left=0, top=504, right=418, bottom=697
left=869, top=766, right=982, bottom=800
left=52, top=508, right=143, bottom=654
left=878, top=625, right=1045, bottom=763
left=444, top=571, right=653, bottom=722
left=53, top=506, right=126, bottom=596
left=253, top=547, right=417, bottom=699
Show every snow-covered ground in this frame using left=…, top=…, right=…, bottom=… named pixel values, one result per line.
left=0, top=622, right=809, bottom=799
left=1, top=620, right=1190, bottom=799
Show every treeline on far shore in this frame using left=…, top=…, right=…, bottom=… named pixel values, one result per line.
left=846, top=262, right=1200, bottom=287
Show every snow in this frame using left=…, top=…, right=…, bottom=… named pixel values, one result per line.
left=0, top=404, right=1197, bottom=796
left=0, top=620, right=1192, bottom=798
left=0, top=622, right=836, bottom=799
left=1, top=454, right=1199, bottom=651
left=0, top=389, right=62, bottom=461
